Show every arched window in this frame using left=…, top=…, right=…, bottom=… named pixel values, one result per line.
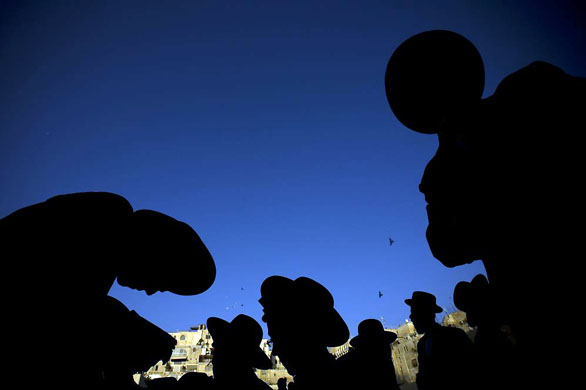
left=180, top=335, right=186, bottom=341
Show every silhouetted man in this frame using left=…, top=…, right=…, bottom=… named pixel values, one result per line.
left=405, top=291, right=473, bottom=390
left=454, top=274, right=517, bottom=390
left=207, top=314, right=272, bottom=390
left=0, top=192, right=216, bottom=388
left=385, top=30, right=585, bottom=387
left=337, top=319, right=400, bottom=390
left=259, top=276, right=349, bottom=390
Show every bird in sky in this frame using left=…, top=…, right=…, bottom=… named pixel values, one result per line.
left=389, top=238, right=394, bottom=246
left=378, top=290, right=383, bottom=298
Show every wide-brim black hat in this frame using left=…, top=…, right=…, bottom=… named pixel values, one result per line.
left=122, top=209, right=216, bottom=296
left=349, top=319, right=397, bottom=348
left=385, top=30, right=485, bottom=134
left=454, top=274, right=490, bottom=312
left=1, top=192, right=216, bottom=297
left=259, top=276, right=349, bottom=347
left=207, top=315, right=272, bottom=370
left=405, top=291, right=443, bottom=313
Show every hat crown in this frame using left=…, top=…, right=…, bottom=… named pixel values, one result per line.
left=406, top=291, right=443, bottom=313
left=358, top=319, right=385, bottom=337
left=385, top=29, right=485, bottom=134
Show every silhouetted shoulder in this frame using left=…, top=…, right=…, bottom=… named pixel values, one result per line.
left=440, top=324, right=472, bottom=342
left=494, top=60, right=584, bottom=101
left=1, top=191, right=134, bottom=232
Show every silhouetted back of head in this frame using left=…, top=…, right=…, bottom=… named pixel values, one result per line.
left=350, top=319, right=397, bottom=352
left=207, top=314, right=272, bottom=370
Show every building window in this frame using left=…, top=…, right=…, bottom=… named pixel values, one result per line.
left=180, top=335, right=186, bottom=341
left=411, top=359, right=418, bottom=368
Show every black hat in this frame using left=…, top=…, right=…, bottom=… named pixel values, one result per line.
left=385, top=30, right=485, bottom=134
left=259, top=276, right=349, bottom=347
left=120, top=209, right=216, bottom=296
left=405, top=291, right=443, bottom=313
left=453, top=274, right=490, bottom=312
left=350, top=319, right=397, bottom=348
left=207, top=314, right=272, bottom=370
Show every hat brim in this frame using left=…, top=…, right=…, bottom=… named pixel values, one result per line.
left=323, top=308, right=351, bottom=347
left=385, top=30, right=485, bottom=134
left=128, top=210, right=216, bottom=296
left=350, top=330, right=398, bottom=348
left=405, top=298, right=443, bottom=313
left=206, top=317, right=230, bottom=341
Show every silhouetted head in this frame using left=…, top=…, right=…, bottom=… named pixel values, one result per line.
left=259, top=276, right=349, bottom=373
left=387, top=30, right=584, bottom=271
left=405, top=291, right=442, bottom=334
left=207, top=314, right=272, bottom=370
left=350, top=319, right=397, bottom=351
left=116, top=209, right=216, bottom=295
left=454, top=274, right=492, bottom=327
left=385, top=30, right=484, bottom=135
left=1, top=192, right=216, bottom=296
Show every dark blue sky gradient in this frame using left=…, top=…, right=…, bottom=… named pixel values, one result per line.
left=2, top=1, right=584, bottom=336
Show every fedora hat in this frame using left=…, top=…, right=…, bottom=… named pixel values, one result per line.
left=385, top=30, right=485, bottom=134
left=207, top=314, right=272, bottom=370
left=350, top=319, right=397, bottom=348
left=259, top=276, right=349, bottom=347
left=405, top=291, right=443, bottom=313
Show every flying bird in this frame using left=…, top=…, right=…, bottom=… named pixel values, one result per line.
left=389, top=238, right=394, bottom=246
left=378, top=291, right=383, bottom=298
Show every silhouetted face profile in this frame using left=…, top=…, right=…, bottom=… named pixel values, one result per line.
left=385, top=30, right=488, bottom=267
left=259, top=276, right=349, bottom=375
left=386, top=29, right=585, bottom=271
left=405, top=291, right=443, bottom=334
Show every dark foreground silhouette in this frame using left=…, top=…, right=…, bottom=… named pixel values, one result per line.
left=454, top=274, right=518, bottom=390
left=207, top=314, right=272, bottom=390
left=1, top=192, right=216, bottom=389
left=337, top=319, right=400, bottom=390
left=405, top=291, right=473, bottom=390
left=259, top=276, right=349, bottom=390
left=385, top=29, right=585, bottom=388
left=2, top=28, right=582, bottom=390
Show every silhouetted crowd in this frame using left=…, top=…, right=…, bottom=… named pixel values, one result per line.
left=1, top=30, right=583, bottom=390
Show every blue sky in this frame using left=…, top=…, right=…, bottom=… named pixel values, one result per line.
left=1, top=1, right=584, bottom=338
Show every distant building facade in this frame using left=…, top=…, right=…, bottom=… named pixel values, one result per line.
left=142, top=324, right=292, bottom=388
left=329, top=311, right=475, bottom=386
left=140, top=312, right=474, bottom=387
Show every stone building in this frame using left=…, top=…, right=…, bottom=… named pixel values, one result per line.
left=145, top=324, right=214, bottom=378
left=142, top=324, right=292, bottom=388
left=140, top=312, right=474, bottom=387
left=330, top=311, right=475, bottom=386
